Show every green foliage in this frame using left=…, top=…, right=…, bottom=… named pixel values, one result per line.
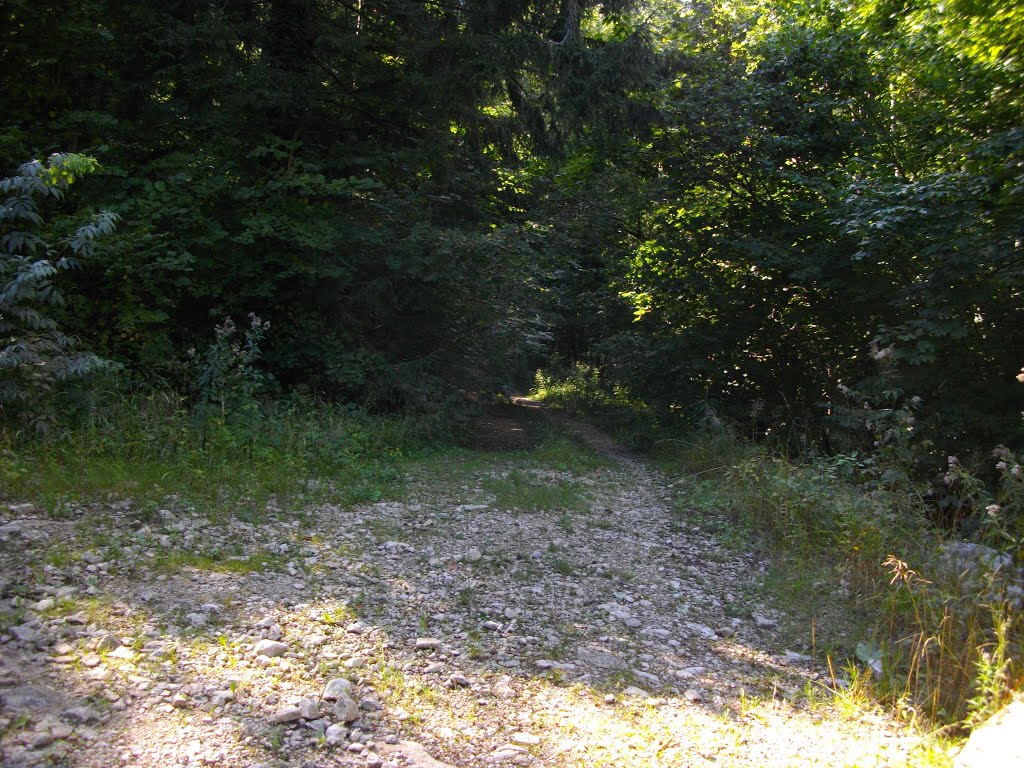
left=660, top=425, right=1022, bottom=728
left=0, top=0, right=658, bottom=404
left=0, top=153, right=118, bottom=432
left=532, top=363, right=659, bottom=446
left=0, top=392, right=434, bottom=518
left=189, top=314, right=272, bottom=423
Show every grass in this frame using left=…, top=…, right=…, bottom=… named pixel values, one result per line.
left=551, top=558, right=575, bottom=576
left=0, top=392, right=431, bottom=520
left=532, top=366, right=1022, bottom=737
left=151, top=547, right=288, bottom=574
left=482, top=471, right=588, bottom=512
left=661, top=429, right=1024, bottom=731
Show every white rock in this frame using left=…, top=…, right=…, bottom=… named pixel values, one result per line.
left=335, top=693, right=361, bottom=723
left=253, top=639, right=289, bottom=658
left=323, top=678, right=353, bottom=700
left=94, top=633, right=121, bottom=652
left=299, top=698, right=320, bottom=720
left=325, top=723, right=348, bottom=745
left=622, top=685, right=651, bottom=698
left=269, top=706, right=303, bottom=724
left=511, top=733, right=540, bottom=745
left=63, top=706, right=100, bottom=724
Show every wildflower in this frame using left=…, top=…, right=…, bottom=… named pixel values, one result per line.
left=1013, top=465, right=1022, bottom=478
left=996, top=461, right=1008, bottom=471
left=986, top=504, right=1000, bottom=518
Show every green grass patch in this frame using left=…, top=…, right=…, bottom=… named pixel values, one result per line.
left=0, top=394, right=440, bottom=519
left=151, top=547, right=288, bottom=574
left=482, top=470, right=587, bottom=512
left=412, top=430, right=611, bottom=484
left=551, top=557, right=575, bottom=575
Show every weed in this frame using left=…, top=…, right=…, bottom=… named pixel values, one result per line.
left=0, top=395, right=429, bottom=520
left=557, top=512, right=575, bottom=533
left=267, top=726, right=284, bottom=750
left=551, top=558, right=575, bottom=576
left=151, top=548, right=286, bottom=574
left=321, top=603, right=358, bottom=626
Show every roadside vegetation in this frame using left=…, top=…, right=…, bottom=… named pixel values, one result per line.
left=532, top=367, right=1023, bottom=737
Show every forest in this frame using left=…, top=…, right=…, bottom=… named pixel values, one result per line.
left=4, top=0, right=1023, bottom=468
left=1, top=0, right=1023, bottom=763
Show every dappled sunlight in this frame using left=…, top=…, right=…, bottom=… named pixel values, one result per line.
left=13, top=584, right=930, bottom=768
left=2, top=418, right=954, bottom=767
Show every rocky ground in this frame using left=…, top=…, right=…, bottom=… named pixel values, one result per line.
left=0, top=405, right=943, bottom=767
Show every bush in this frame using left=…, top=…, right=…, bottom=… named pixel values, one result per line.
left=0, top=153, right=118, bottom=433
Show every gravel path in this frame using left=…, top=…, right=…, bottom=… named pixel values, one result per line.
left=0, top=407, right=936, bottom=767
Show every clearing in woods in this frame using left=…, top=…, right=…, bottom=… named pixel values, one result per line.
left=0, top=400, right=950, bottom=767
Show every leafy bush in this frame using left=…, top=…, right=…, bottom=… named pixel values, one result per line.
left=531, top=363, right=659, bottom=446
left=0, top=154, right=118, bottom=433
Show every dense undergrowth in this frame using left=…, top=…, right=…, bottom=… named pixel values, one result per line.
left=0, top=390, right=450, bottom=521
left=532, top=365, right=1024, bottom=732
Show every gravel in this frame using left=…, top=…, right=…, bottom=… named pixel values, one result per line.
left=0, top=419, right=931, bottom=767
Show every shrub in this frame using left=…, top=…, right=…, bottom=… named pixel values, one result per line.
left=0, top=153, right=118, bottom=433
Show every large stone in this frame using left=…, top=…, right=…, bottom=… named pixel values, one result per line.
left=253, top=639, right=289, bottom=658
left=269, top=705, right=303, bottom=724
left=956, top=695, right=1024, bottom=768
left=11, top=625, right=40, bottom=644
left=942, top=542, right=1014, bottom=578
left=322, top=678, right=353, bottom=701
left=63, top=706, right=101, bottom=724
left=575, top=647, right=627, bottom=671
left=379, top=740, right=459, bottom=768
left=334, top=692, right=361, bottom=723
left=1, top=685, right=64, bottom=713
left=298, top=698, right=320, bottom=720
left=325, top=723, right=348, bottom=746
left=94, top=633, right=121, bottom=652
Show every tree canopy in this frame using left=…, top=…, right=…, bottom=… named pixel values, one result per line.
left=1, top=0, right=1021, bottom=466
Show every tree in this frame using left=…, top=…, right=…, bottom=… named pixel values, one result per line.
left=0, top=153, right=118, bottom=432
